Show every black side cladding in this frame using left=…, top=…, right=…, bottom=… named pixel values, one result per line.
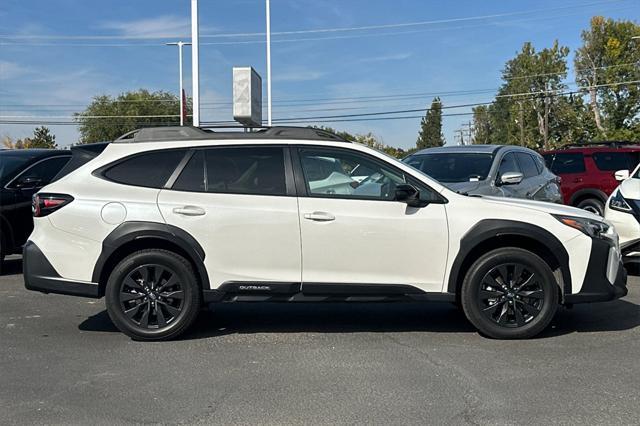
left=447, top=219, right=572, bottom=297
left=23, top=241, right=100, bottom=298
left=92, top=222, right=209, bottom=291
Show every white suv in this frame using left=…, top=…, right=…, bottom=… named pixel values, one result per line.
left=24, top=126, right=627, bottom=340
left=604, top=165, right=640, bottom=271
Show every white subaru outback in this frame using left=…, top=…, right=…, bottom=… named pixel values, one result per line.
left=24, top=126, right=627, bottom=340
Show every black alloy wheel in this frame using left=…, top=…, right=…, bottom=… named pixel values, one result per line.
left=105, top=249, right=201, bottom=341
left=461, top=247, right=558, bottom=339
left=478, top=263, right=544, bottom=328
left=119, top=264, right=184, bottom=329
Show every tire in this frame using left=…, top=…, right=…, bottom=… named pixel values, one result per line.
left=0, top=234, right=5, bottom=276
left=105, top=249, right=201, bottom=341
left=576, top=198, right=604, bottom=216
left=461, top=247, right=558, bottom=339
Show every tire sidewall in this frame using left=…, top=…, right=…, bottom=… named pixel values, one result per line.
left=105, top=250, right=200, bottom=340
left=461, top=248, right=558, bottom=339
left=577, top=198, right=604, bottom=216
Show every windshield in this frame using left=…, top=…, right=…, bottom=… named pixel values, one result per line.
left=404, top=153, right=494, bottom=183
left=0, top=155, right=31, bottom=180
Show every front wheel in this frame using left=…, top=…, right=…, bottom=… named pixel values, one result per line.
left=576, top=198, right=604, bottom=216
left=105, top=249, right=201, bottom=341
left=461, top=247, right=558, bottom=339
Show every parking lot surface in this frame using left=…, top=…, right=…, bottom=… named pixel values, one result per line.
left=1, top=256, right=639, bottom=425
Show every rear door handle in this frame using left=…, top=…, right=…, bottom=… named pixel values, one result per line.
left=304, top=211, right=335, bottom=222
left=173, top=206, right=206, bottom=216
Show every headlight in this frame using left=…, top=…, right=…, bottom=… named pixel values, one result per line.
left=609, top=190, right=632, bottom=213
left=553, top=214, right=612, bottom=239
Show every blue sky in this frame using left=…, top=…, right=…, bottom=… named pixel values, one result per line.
left=0, top=0, right=638, bottom=148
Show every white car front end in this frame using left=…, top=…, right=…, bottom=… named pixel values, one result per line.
left=605, top=170, right=640, bottom=270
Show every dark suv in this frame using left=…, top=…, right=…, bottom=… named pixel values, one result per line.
left=542, top=142, right=640, bottom=215
left=0, top=149, right=71, bottom=268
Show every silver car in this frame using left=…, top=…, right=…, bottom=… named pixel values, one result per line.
left=403, top=145, right=562, bottom=203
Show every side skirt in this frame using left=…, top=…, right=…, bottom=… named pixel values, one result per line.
left=203, top=282, right=455, bottom=304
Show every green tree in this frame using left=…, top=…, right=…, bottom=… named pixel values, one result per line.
left=472, top=105, right=492, bottom=144
left=1, top=127, right=57, bottom=149
left=416, top=97, right=444, bottom=149
left=75, top=89, right=190, bottom=143
left=313, top=126, right=408, bottom=158
left=501, top=41, right=570, bottom=149
left=30, top=126, right=57, bottom=148
left=575, top=16, right=640, bottom=138
left=474, top=40, right=576, bottom=149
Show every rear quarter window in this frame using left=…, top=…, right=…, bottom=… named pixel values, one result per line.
left=101, top=149, right=187, bottom=188
left=544, top=153, right=585, bottom=174
left=592, top=152, right=637, bottom=172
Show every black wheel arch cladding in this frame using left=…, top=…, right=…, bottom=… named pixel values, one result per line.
left=447, top=219, right=571, bottom=297
left=92, top=221, right=209, bottom=293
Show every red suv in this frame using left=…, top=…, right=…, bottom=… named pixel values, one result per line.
left=542, top=142, right=640, bottom=215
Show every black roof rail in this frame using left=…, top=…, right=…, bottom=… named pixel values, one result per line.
left=113, top=126, right=349, bottom=143
left=561, top=140, right=639, bottom=149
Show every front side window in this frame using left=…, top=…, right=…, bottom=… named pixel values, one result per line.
left=299, top=148, right=406, bottom=200
left=173, top=146, right=287, bottom=196
left=103, top=149, right=187, bottom=188
left=515, top=153, right=539, bottom=178
left=405, top=153, right=493, bottom=183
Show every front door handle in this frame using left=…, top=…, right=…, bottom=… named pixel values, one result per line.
left=173, top=206, right=206, bottom=216
left=304, top=211, right=335, bottom=222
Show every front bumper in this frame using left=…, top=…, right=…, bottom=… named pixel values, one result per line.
left=564, top=238, right=627, bottom=304
left=23, top=241, right=100, bottom=298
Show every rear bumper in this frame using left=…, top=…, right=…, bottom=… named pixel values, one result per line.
left=23, top=241, right=100, bottom=298
left=564, top=238, right=627, bottom=304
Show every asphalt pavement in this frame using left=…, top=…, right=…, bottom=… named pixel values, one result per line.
left=1, top=256, right=639, bottom=425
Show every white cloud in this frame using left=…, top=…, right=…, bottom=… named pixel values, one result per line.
left=100, top=15, right=192, bottom=39
left=274, top=68, right=325, bottom=82
left=0, top=61, right=29, bottom=80
left=357, top=52, right=413, bottom=64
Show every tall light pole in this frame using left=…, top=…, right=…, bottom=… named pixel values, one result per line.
left=266, top=0, right=272, bottom=126
left=166, top=41, right=191, bottom=126
left=191, top=0, right=201, bottom=127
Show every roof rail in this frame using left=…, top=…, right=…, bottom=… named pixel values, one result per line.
left=561, top=140, right=639, bottom=149
left=113, top=126, right=349, bottom=143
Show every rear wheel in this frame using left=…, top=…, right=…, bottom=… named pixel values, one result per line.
left=576, top=198, right=604, bottom=216
left=461, top=247, right=558, bottom=339
left=105, top=249, right=201, bottom=341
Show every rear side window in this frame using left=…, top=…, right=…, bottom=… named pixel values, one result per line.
left=544, top=153, right=585, bottom=174
left=172, top=146, right=286, bottom=196
left=103, top=149, right=187, bottom=188
left=8, top=156, right=70, bottom=188
left=515, top=153, right=539, bottom=178
left=592, top=152, right=637, bottom=171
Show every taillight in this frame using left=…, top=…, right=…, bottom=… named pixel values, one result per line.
left=33, top=193, right=74, bottom=217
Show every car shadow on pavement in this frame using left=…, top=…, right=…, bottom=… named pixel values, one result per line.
left=78, top=297, right=640, bottom=340
left=0, top=258, right=22, bottom=276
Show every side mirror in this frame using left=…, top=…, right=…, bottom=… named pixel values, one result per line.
left=498, top=172, right=524, bottom=186
left=13, top=176, right=43, bottom=189
left=395, top=183, right=428, bottom=208
left=615, top=169, right=629, bottom=181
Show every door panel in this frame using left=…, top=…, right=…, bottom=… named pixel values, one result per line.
left=158, top=146, right=301, bottom=289
left=295, top=147, right=449, bottom=292
left=158, top=191, right=301, bottom=288
left=298, top=197, right=448, bottom=291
